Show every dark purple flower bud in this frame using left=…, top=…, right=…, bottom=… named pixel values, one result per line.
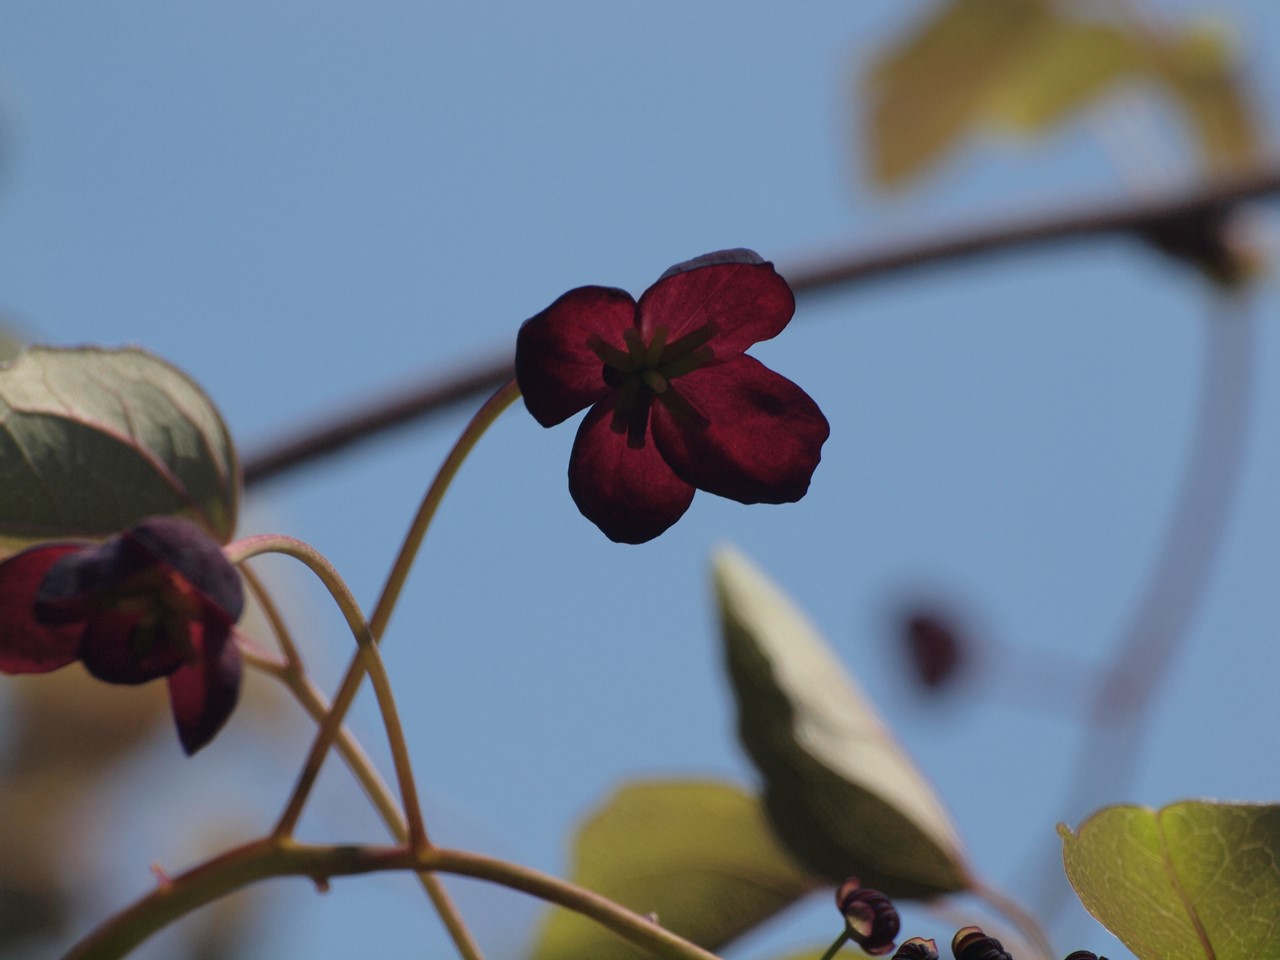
left=837, top=877, right=900, bottom=956
left=951, top=927, right=1011, bottom=960
left=0, top=517, right=244, bottom=754
left=1063, top=952, right=1107, bottom=960
left=902, top=609, right=967, bottom=689
left=893, top=938, right=940, bottom=960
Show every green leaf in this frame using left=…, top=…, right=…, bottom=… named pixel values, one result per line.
left=0, top=346, right=239, bottom=553
left=528, top=780, right=822, bottom=960
left=985, top=20, right=1142, bottom=132
left=1152, top=22, right=1261, bottom=173
left=862, top=0, right=1051, bottom=187
left=714, top=546, right=970, bottom=898
left=1061, top=801, right=1280, bottom=960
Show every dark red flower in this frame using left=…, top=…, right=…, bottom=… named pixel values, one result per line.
left=516, top=249, right=830, bottom=543
left=0, top=517, right=244, bottom=755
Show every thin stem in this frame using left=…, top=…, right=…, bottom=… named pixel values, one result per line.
left=271, top=379, right=521, bottom=841
left=238, top=565, right=483, bottom=960
left=241, top=170, right=1280, bottom=487
left=818, top=931, right=851, bottom=960
left=225, top=535, right=427, bottom=848
left=61, top=839, right=723, bottom=960
left=972, top=878, right=1054, bottom=960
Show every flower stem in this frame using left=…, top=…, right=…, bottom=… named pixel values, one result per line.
left=818, top=931, right=851, bottom=960
left=268, top=379, right=520, bottom=843
left=225, top=534, right=427, bottom=849
left=61, top=839, right=723, bottom=960
left=239, top=565, right=483, bottom=960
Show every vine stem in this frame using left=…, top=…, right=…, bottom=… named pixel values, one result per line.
left=60, top=838, right=723, bottom=960
left=223, top=534, right=426, bottom=849
left=269, top=379, right=521, bottom=842
left=238, top=564, right=484, bottom=960
left=818, top=931, right=851, bottom=960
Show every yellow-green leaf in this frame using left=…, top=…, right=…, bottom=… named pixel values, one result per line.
left=1061, top=801, right=1280, bottom=960
left=528, top=780, right=822, bottom=960
left=1151, top=22, right=1262, bottom=172
left=862, top=0, right=1051, bottom=187
left=986, top=20, right=1142, bottom=132
left=0, top=346, right=239, bottom=553
left=714, top=546, right=969, bottom=898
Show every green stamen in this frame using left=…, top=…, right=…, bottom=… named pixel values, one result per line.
left=644, top=325, right=669, bottom=367
left=588, top=333, right=636, bottom=372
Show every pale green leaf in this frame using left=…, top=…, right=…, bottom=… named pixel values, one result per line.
left=0, top=346, right=239, bottom=552
left=1061, top=801, right=1280, bottom=960
left=986, top=20, right=1142, bottom=132
left=714, top=546, right=969, bottom=898
left=528, top=780, right=822, bottom=960
left=862, top=0, right=1051, bottom=187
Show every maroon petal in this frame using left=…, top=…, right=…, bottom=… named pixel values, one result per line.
left=652, top=355, right=829, bottom=504
left=77, top=609, right=188, bottom=684
left=167, top=620, right=242, bottom=754
left=568, top=400, right=695, bottom=544
left=636, top=252, right=794, bottom=359
left=127, top=517, right=244, bottom=621
left=0, top=544, right=86, bottom=674
left=35, top=532, right=156, bottom=621
left=516, top=285, right=636, bottom=427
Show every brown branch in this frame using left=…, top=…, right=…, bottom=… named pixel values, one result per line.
left=242, top=166, right=1280, bottom=487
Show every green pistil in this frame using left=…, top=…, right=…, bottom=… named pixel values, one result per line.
left=588, top=333, right=636, bottom=372
left=641, top=370, right=668, bottom=394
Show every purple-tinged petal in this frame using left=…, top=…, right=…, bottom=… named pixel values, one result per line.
left=78, top=609, right=187, bottom=684
left=516, top=286, right=636, bottom=427
left=637, top=254, right=794, bottom=359
left=0, top=544, right=85, bottom=674
left=168, top=620, right=242, bottom=755
left=568, top=400, right=695, bottom=544
left=652, top=355, right=829, bottom=504
left=35, top=533, right=154, bottom=622
left=127, top=517, right=244, bottom=621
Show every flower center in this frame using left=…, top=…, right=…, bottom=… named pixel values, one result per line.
left=588, top=323, right=715, bottom=448
left=93, top=567, right=203, bottom=662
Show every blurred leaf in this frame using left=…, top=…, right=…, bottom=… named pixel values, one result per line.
left=862, top=0, right=1051, bottom=187
left=987, top=20, right=1142, bottom=132
left=1061, top=801, right=1280, bottom=960
left=1152, top=22, right=1261, bottom=172
left=0, top=326, right=21, bottom=362
left=528, top=780, right=821, bottom=960
left=714, top=547, right=969, bottom=898
left=0, top=346, right=239, bottom=554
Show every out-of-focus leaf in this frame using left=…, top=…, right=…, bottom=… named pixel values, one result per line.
left=0, top=346, right=239, bottom=554
left=1061, top=801, right=1280, bottom=960
left=862, top=0, right=1051, bottom=187
left=1152, top=22, right=1261, bottom=172
left=0, top=327, right=21, bottom=362
left=528, top=780, right=822, bottom=960
left=714, top=547, right=969, bottom=898
left=987, top=20, right=1142, bottom=132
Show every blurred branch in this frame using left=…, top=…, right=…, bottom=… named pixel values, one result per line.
left=242, top=166, right=1280, bottom=487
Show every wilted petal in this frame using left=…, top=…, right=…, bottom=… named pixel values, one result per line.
left=516, top=286, right=636, bottom=427
left=637, top=253, right=794, bottom=358
left=127, top=517, right=244, bottom=621
left=168, top=620, right=242, bottom=754
left=0, top=544, right=85, bottom=674
left=77, top=609, right=187, bottom=684
left=653, top=356, right=829, bottom=504
left=568, top=400, right=695, bottom=544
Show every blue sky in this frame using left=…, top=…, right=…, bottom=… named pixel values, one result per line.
left=2, top=2, right=1280, bottom=958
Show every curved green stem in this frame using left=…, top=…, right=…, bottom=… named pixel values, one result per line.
left=238, top=562, right=483, bottom=960
left=270, top=379, right=521, bottom=841
left=818, top=931, right=850, bottom=960
left=61, top=838, right=722, bottom=960
left=225, top=535, right=426, bottom=848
